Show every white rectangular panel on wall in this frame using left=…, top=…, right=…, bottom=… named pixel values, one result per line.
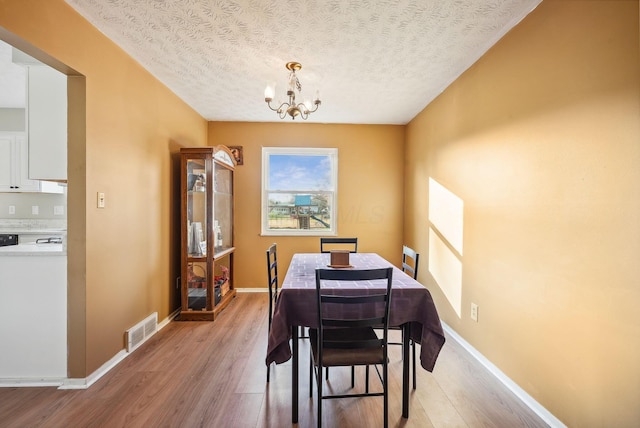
left=27, top=66, right=67, bottom=181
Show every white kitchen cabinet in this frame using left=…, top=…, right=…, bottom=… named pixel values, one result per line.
left=0, top=132, right=63, bottom=193
left=27, top=65, right=67, bottom=181
left=0, top=133, right=40, bottom=192
left=0, top=253, right=67, bottom=379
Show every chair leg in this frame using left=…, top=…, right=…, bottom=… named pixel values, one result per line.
left=267, top=307, right=274, bottom=383
left=317, top=366, right=323, bottom=428
left=383, top=362, right=389, bottom=428
left=412, top=340, right=417, bottom=390
left=326, top=367, right=329, bottom=380
left=365, top=365, right=370, bottom=393
left=351, top=366, right=355, bottom=388
left=309, top=355, right=313, bottom=398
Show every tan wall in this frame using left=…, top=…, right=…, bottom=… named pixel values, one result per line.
left=208, top=122, right=405, bottom=287
left=3, top=1, right=638, bottom=424
left=405, top=1, right=640, bottom=426
left=0, top=1, right=208, bottom=376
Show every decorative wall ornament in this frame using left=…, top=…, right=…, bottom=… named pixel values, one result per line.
left=229, top=146, right=243, bottom=165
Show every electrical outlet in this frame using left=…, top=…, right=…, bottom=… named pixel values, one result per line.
left=471, top=303, right=479, bottom=322
left=54, top=205, right=64, bottom=215
left=31, top=205, right=39, bottom=215
left=8, top=205, right=15, bottom=215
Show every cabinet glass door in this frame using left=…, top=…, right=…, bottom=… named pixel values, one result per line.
left=214, top=164, right=233, bottom=254
left=186, top=158, right=208, bottom=311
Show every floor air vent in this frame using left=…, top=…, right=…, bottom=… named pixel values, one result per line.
left=126, top=312, right=158, bottom=352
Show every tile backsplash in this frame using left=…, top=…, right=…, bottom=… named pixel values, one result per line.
left=0, top=192, right=67, bottom=220
left=0, top=218, right=67, bottom=230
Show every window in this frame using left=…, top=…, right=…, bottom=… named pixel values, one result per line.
left=262, top=147, right=337, bottom=236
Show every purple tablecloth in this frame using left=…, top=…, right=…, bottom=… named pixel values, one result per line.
left=266, top=253, right=445, bottom=372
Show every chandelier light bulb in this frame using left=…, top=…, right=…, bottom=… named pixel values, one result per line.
left=264, top=84, right=275, bottom=101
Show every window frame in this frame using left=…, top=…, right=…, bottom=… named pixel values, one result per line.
left=261, top=147, right=338, bottom=236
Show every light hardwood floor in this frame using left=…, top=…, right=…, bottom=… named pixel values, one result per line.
left=0, top=293, right=548, bottom=427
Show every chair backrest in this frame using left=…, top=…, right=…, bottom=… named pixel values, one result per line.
left=402, top=245, right=419, bottom=280
left=266, top=243, right=278, bottom=319
left=315, top=268, right=393, bottom=352
left=320, top=237, right=358, bottom=253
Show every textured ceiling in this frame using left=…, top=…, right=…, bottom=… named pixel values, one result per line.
left=56, top=1, right=538, bottom=124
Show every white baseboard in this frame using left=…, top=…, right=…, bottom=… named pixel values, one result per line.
left=0, top=378, right=66, bottom=387
left=159, top=308, right=180, bottom=329
left=235, top=287, right=267, bottom=293
left=57, top=308, right=181, bottom=390
left=59, top=349, right=128, bottom=390
left=441, top=321, right=566, bottom=428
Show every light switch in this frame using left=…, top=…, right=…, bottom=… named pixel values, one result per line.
left=32, top=205, right=39, bottom=215
left=97, top=192, right=106, bottom=208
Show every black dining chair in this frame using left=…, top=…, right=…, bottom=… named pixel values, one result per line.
left=371, top=245, right=421, bottom=389
left=319, top=237, right=358, bottom=253
left=309, top=267, right=393, bottom=428
left=402, top=245, right=420, bottom=280
left=319, top=236, right=358, bottom=380
left=266, top=243, right=278, bottom=382
left=398, top=245, right=420, bottom=389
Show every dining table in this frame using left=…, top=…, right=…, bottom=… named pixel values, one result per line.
left=265, top=252, right=446, bottom=422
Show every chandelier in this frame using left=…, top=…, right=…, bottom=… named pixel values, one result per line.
left=264, top=62, right=321, bottom=120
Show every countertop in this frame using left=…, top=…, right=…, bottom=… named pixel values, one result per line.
left=0, top=218, right=66, bottom=234
left=0, top=228, right=66, bottom=256
left=0, top=228, right=66, bottom=234
left=0, top=220, right=67, bottom=255
left=0, top=242, right=65, bottom=256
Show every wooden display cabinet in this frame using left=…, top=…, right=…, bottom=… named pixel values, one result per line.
left=179, top=145, right=236, bottom=321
